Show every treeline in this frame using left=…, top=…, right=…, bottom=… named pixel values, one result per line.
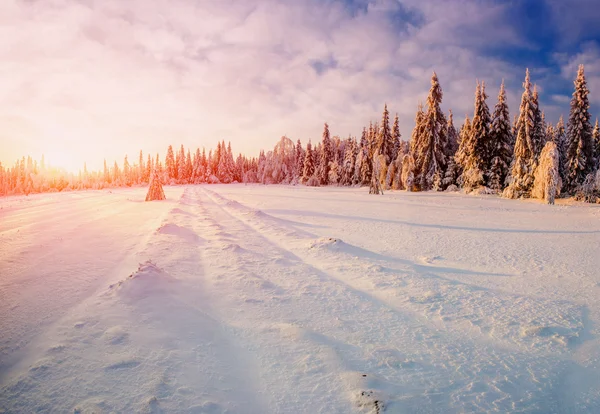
left=1, top=65, right=599, bottom=202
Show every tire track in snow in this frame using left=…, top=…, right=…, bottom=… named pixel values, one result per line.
left=0, top=187, right=269, bottom=414
left=199, top=187, right=570, bottom=413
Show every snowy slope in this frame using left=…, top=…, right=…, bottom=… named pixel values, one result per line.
left=1, top=184, right=599, bottom=413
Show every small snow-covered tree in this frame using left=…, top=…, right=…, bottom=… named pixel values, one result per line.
left=145, top=169, right=166, bottom=201
left=401, top=154, right=415, bottom=191
left=532, top=141, right=560, bottom=204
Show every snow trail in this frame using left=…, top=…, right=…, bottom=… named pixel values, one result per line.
left=199, top=187, right=576, bottom=412
left=1, top=184, right=599, bottom=413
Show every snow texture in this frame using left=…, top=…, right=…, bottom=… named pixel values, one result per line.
left=1, top=184, right=600, bottom=413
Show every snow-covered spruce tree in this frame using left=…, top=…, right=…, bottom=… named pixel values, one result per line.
left=318, top=123, right=332, bottom=185
left=392, top=114, right=401, bottom=163
left=401, top=154, right=415, bottom=191
left=353, top=128, right=367, bottom=185
left=412, top=73, right=448, bottom=191
left=531, top=86, right=546, bottom=159
left=165, top=145, right=176, bottom=181
left=295, top=139, right=304, bottom=183
left=454, top=115, right=471, bottom=178
left=359, top=142, right=372, bottom=185
left=474, top=81, right=492, bottom=176
left=370, top=154, right=386, bottom=194
left=488, top=81, right=513, bottom=192
left=341, top=138, right=357, bottom=186
left=555, top=116, right=567, bottom=183
left=592, top=119, right=600, bottom=170
left=145, top=169, right=166, bottom=201
left=376, top=104, right=393, bottom=164
left=302, top=140, right=316, bottom=185
left=458, top=84, right=486, bottom=191
left=329, top=152, right=341, bottom=185
left=565, top=64, right=594, bottom=193
left=532, top=141, right=560, bottom=204
left=446, top=110, right=459, bottom=156
left=504, top=69, right=537, bottom=199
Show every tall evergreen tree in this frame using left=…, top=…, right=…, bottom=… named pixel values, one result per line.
left=488, top=81, right=513, bottom=191
left=302, top=140, right=315, bottom=184
left=446, top=110, right=459, bottom=156
left=592, top=119, right=600, bottom=170
left=165, top=145, right=176, bottom=180
left=457, top=84, right=486, bottom=190
left=318, top=123, right=332, bottom=185
left=506, top=69, right=537, bottom=198
left=531, top=86, right=545, bottom=159
left=392, top=114, right=401, bottom=162
left=472, top=81, right=492, bottom=179
left=377, top=104, right=393, bottom=164
left=565, top=64, right=594, bottom=192
left=412, top=73, right=448, bottom=190
left=555, top=116, right=567, bottom=183
left=295, top=139, right=304, bottom=181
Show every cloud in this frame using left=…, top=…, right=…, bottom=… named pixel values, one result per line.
left=0, top=0, right=593, bottom=169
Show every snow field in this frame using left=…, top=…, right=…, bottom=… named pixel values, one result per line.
left=1, top=184, right=599, bottom=413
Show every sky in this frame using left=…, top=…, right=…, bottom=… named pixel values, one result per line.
left=1, top=0, right=599, bottom=171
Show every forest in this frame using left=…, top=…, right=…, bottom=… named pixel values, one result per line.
left=1, top=65, right=599, bottom=204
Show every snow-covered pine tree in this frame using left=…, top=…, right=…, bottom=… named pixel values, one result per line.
left=592, top=119, right=600, bottom=170
left=302, top=140, right=315, bottom=184
left=295, top=139, right=304, bottom=183
left=446, top=110, right=459, bottom=156
left=185, top=150, right=193, bottom=183
left=565, top=64, right=594, bottom=193
left=341, top=138, right=356, bottom=186
left=454, top=115, right=472, bottom=175
left=145, top=154, right=152, bottom=184
left=531, top=86, right=545, bottom=159
left=376, top=104, right=393, bottom=164
left=145, top=169, right=166, bottom=201
left=318, top=123, right=332, bottom=185
left=370, top=154, right=386, bottom=194
left=488, top=81, right=513, bottom=192
left=401, top=154, right=415, bottom=191
left=177, top=145, right=186, bottom=183
left=165, top=145, right=175, bottom=181
left=555, top=116, right=567, bottom=183
left=392, top=114, right=401, bottom=162
left=412, top=72, right=448, bottom=191
left=472, top=81, right=492, bottom=182
left=532, top=141, right=560, bottom=204
left=359, top=142, right=372, bottom=186
left=458, top=83, right=486, bottom=191
left=409, top=103, right=424, bottom=156
left=504, top=69, right=537, bottom=199
left=353, top=128, right=367, bottom=185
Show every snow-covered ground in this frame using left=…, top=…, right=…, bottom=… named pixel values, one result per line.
left=1, top=184, right=600, bottom=413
